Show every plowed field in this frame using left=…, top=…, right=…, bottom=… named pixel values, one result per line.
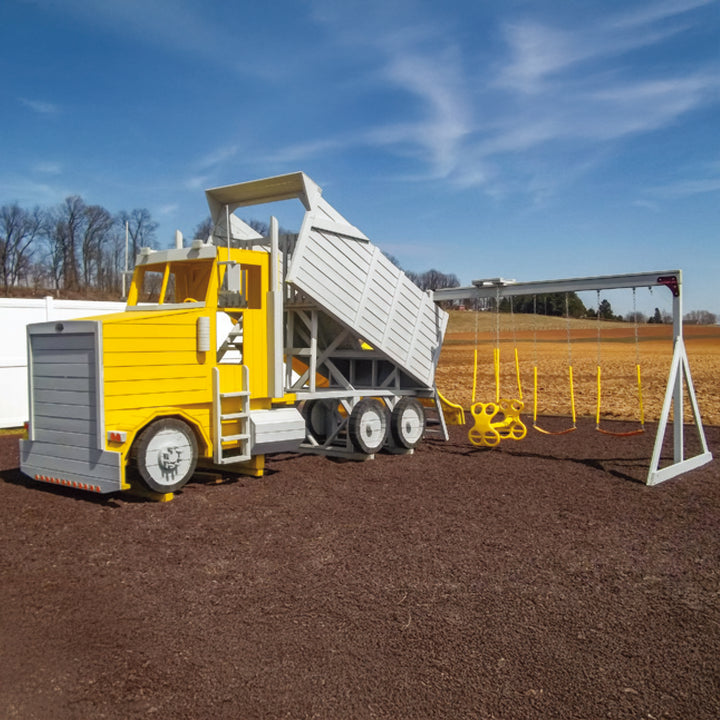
left=436, top=313, right=720, bottom=427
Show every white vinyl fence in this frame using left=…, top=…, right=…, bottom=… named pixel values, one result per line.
left=0, top=297, right=126, bottom=428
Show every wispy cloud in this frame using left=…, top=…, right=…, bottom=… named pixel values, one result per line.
left=611, top=0, right=715, bottom=29
left=381, top=47, right=471, bottom=179
left=157, top=203, right=179, bottom=216
left=33, top=161, right=62, bottom=175
left=20, top=97, right=59, bottom=115
left=649, top=177, right=720, bottom=198
left=0, top=176, right=69, bottom=205
left=304, top=0, right=718, bottom=200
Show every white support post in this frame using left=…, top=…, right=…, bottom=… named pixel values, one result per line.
left=267, top=216, right=284, bottom=399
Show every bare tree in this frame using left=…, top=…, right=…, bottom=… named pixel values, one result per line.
left=43, top=197, right=84, bottom=291
left=0, top=203, right=43, bottom=291
left=684, top=309, right=717, bottom=325
left=119, top=208, right=158, bottom=267
left=193, top=216, right=213, bottom=241
left=81, top=205, right=114, bottom=287
left=625, top=310, right=648, bottom=323
left=95, top=221, right=127, bottom=295
left=407, top=268, right=460, bottom=292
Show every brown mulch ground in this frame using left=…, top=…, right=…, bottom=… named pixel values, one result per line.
left=1, top=421, right=718, bottom=720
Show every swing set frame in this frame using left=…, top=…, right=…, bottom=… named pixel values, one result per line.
left=433, top=270, right=713, bottom=486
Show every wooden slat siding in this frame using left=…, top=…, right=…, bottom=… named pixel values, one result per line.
left=33, top=376, right=94, bottom=392
left=104, top=376, right=207, bottom=397
left=103, top=351, right=200, bottom=368
left=103, top=324, right=197, bottom=340
left=104, top=388, right=209, bottom=412
left=32, top=415, right=97, bottom=435
left=106, top=406, right=212, bottom=431
left=31, top=329, right=97, bottom=441
left=31, top=333, right=95, bottom=352
left=103, top=366, right=205, bottom=382
left=23, top=322, right=123, bottom=493
left=288, top=196, right=448, bottom=387
left=34, top=388, right=97, bottom=406
left=104, top=336, right=196, bottom=354
left=309, top=230, right=369, bottom=292
left=102, top=311, right=212, bottom=430
left=31, top=362, right=96, bottom=379
left=294, top=237, right=362, bottom=319
left=32, top=428, right=96, bottom=448
left=34, top=402, right=95, bottom=421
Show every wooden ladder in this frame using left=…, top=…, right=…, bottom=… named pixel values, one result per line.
left=212, top=366, right=252, bottom=465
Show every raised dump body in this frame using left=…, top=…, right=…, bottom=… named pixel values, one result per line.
left=207, top=172, right=447, bottom=391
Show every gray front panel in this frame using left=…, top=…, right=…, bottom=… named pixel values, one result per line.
left=21, top=321, right=122, bottom=493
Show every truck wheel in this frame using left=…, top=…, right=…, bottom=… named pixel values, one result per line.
left=390, top=398, right=425, bottom=449
left=302, top=399, right=339, bottom=443
left=134, top=418, right=198, bottom=494
left=348, top=399, right=388, bottom=454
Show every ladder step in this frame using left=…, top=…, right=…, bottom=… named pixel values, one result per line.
left=216, top=453, right=252, bottom=465
left=221, top=412, right=248, bottom=421
left=221, top=433, right=251, bottom=443
left=220, top=391, right=251, bottom=399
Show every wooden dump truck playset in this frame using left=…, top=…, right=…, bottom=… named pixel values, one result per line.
left=19, top=172, right=449, bottom=497
left=19, top=172, right=712, bottom=495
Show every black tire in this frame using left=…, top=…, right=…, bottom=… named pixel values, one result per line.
left=133, top=418, right=198, bottom=494
left=348, top=399, right=389, bottom=454
left=390, top=397, right=426, bottom=449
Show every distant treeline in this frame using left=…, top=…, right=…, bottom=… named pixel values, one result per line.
left=2, top=201, right=716, bottom=324
left=0, top=197, right=159, bottom=297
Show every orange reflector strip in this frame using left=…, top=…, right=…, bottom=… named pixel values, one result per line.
left=33, top=474, right=102, bottom=493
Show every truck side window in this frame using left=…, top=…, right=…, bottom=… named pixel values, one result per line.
left=140, top=269, right=176, bottom=303
left=217, top=262, right=262, bottom=309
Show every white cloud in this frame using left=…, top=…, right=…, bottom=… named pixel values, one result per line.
left=649, top=177, right=720, bottom=198
left=382, top=48, right=471, bottom=179
left=0, top=176, right=68, bottom=205
left=20, top=97, right=59, bottom=115
left=33, top=161, right=62, bottom=175
left=611, top=0, right=715, bottom=29
left=197, top=145, right=240, bottom=171
left=157, top=203, right=179, bottom=216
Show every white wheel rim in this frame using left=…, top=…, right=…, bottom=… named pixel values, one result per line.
left=399, top=405, right=424, bottom=444
left=359, top=407, right=385, bottom=449
left=143, top=427, right=193, bottom=487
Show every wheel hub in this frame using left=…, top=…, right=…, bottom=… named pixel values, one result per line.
left=158, top=445, right=182, bottom=473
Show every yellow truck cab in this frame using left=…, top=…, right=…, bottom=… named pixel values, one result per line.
left=20, top=172, right=448, bottom=496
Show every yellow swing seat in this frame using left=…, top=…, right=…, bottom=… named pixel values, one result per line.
left=468, top=398, right=527, bottom=447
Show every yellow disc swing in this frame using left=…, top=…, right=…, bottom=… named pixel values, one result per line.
left=468, top=291, right=527, bottom=447
left=532, top=293, right=577, bottom=435
left=595, top=288, right=645, bottom=437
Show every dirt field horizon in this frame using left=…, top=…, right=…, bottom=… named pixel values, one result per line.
left=436, top=311, right=720, bottom=427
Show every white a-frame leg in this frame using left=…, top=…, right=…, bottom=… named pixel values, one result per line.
left=647, top=337, right=713, bottom=485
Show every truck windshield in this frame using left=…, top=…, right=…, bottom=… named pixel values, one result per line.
left=129, top=261, right=213, bottom=306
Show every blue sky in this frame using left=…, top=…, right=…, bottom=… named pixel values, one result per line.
left=1, top=0, right=719, bottom=316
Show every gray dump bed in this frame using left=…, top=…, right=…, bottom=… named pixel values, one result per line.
left=206, top=172, right=448, bottom=389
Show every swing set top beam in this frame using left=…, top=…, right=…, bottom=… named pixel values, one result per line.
left=432, top=269, right=682, bottom=302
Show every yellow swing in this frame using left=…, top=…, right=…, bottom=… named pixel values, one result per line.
left=468, top=293, right=527, bottom=447
left=532, top=294, right=577, bottom=435
left=595, top=288, right=645, bottom=437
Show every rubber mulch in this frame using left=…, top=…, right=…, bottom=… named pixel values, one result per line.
left=1, top=420, right=718, bottom=720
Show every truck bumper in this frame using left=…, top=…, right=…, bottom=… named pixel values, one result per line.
left=20, top=439, right=123, bottom=494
